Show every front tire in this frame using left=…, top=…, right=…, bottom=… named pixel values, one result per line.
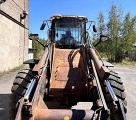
left=104, top=70, right=127, bottom=120
left=9, top=69, right=34, bottom=120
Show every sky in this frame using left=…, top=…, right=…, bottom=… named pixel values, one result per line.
left=29, top=0, right=136, bottom=39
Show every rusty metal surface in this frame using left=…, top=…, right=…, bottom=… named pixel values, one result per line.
left=55, top=67, right=82, bottom=81
left=33, top=47, right=50, bottom=74
left=31, top=65, right=48, bottom=117
left=89, top=48, right=110, bottom=79
left=34, top=109, right=95, bottom=120
left=90, top=59, right=108, bottom=111
left=49, top=48, right=87, bottom=97
left=15, top=98, right=24, bottom=120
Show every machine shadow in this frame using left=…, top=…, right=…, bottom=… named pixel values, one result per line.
left=44, top=48, right=89, bottom=110
left=0, top=94, right=10, bottom=120
left=64, top=49, right=87, bottom=105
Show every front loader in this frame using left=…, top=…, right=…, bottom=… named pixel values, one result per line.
left=9, top=15, right=127, bottom=120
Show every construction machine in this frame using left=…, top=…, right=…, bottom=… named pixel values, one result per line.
left=9, top=15, right=127, bottom=120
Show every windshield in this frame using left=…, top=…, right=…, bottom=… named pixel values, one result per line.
left=55, top=18, right=85, bottom=46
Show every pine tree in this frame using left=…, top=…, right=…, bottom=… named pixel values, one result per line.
left=106, top=3, right=123, bottom=62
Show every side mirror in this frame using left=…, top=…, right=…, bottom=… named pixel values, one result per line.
left=100, top=35, right=108, bottom=42
left=40, top=23, right=46, bottom=30
left=93, top=25, right=97, bottom=32
left=29, top=34, right=39, bottom=40
left=94, top=35, right=108, bottom=47
left=29, top=34, right=45, bottom=47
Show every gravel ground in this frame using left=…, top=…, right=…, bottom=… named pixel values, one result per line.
left=110, top=65, right=136, bottom=120
left=0, top=65, right=136, bottom=120
left=0, top=69, right=20, bottom=120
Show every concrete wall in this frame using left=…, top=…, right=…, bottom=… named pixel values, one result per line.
left=0, top=0, right=29, bottom=72
left=28, top=40, right=34, bottom=59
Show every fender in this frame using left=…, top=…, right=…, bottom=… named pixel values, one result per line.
left=101, top=60, right=114, bottom=67
left=23, top=59, right=39, bottom=69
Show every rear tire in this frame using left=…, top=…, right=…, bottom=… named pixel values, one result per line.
left=9, top=69, right=34, bottom=120
left=104, top=70, right=127, bottom=120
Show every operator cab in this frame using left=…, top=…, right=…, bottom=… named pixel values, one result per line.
left=50, top=15, right=88, bottom=48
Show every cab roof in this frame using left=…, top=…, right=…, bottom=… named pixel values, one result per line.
left=50, top=14, right=88, bottom=23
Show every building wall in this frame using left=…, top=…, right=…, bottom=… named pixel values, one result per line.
left=128, top=51, right=136, bottom=61
left=0, top=0, right=29, bottom=72
left=28, top=40, right=34, bottom=59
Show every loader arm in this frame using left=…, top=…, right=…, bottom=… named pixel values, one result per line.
left=86, top=44, right=127, bottom=120
left=14, top=45, right=51, bottom=120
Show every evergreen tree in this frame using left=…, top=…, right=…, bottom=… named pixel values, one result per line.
left=96, top=12, right=107, bottom=54
left=32, top=38, right=47, bottom=58
left=121, top=14, right=136, bottom=52
left=106, top=3, right=123, bottom=62
left=96, top=3, right=136, bottom=62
